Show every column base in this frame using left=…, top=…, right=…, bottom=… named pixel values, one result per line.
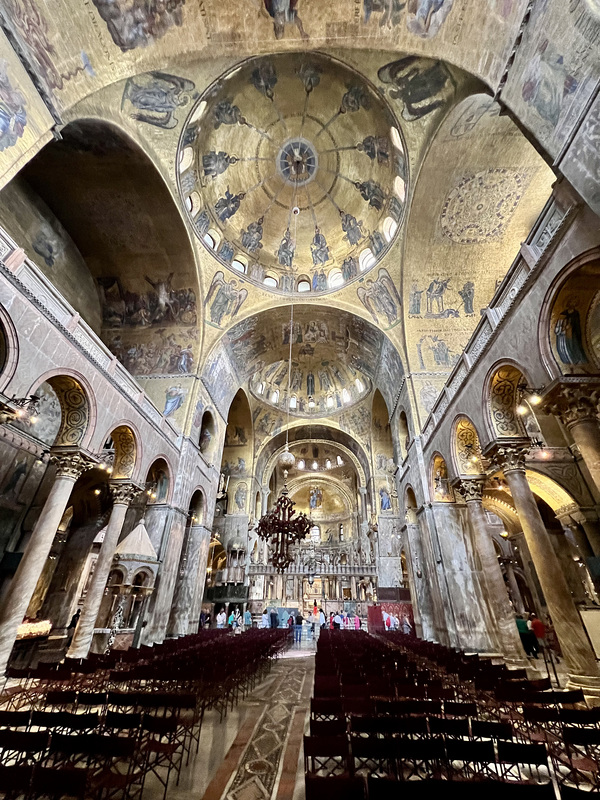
left=566, top=672, right=600, bottom=699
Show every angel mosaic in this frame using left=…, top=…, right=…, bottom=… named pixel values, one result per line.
left=378, top=57, right=450, bottom=121
left=261, top=0, right=309, bottom=40
left=122, top=72, right=196, bottom=129
left=357, top=268, right=401, bottom=327
left=205, top=271, right=248, bottom=327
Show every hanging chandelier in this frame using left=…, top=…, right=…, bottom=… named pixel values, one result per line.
left=256, top=480, right=311, bottom=572
left=256, top=205, right=313, bottom=571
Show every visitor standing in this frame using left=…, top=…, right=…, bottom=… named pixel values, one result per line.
left=228, top=609, right=236, bottom=629
left=216, top=608, right=226, bottom=629
left=402, top=615, right=412, bottom=636
left=270, top=608, right=279, bottom=629
left=353, top=613, right=360, bottom=630
left=516, top=614, right=537, bottom=657
left=295, top=612, right=303, bottom=643
left=319, top=608, right=326, bottom=629
left=244, top=608, right=252, bottom=630
left=333, top=611, right=342, bottom=630
left=261, top=609, right=269, bottom=629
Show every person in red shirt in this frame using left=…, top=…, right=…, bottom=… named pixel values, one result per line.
left=530, top=614, right=546, bottom=649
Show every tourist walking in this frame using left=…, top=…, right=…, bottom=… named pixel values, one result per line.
left=261, top=609, right=269, bottom=629
left=270, top=608, right=279, bottom=629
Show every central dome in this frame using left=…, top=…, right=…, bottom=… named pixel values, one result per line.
left=178, top=52, right=408, bottom=295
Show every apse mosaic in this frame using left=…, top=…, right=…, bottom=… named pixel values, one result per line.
left=177, top=52, right=408, bottom=295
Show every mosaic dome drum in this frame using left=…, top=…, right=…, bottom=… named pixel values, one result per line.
left=178, top=52, right=408, bottom=294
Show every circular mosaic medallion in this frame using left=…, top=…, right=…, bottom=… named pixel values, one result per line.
left=440, top=168, right=525, bottom=245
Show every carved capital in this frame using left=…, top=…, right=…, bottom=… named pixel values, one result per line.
left=110, top=481, right=140, bottom=505
left=488, top=442, right=530, bottom=474
left=50, top=451, right=94, bottom=481
left=544, top=382, right=600, bottom=427
left=456, top=478, right=485, bottom=503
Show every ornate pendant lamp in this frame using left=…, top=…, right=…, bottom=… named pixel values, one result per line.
left=257, top=221, right=312, bottom=571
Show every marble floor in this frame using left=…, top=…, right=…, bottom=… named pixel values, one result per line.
left=143, top=640, right=315, bottom=800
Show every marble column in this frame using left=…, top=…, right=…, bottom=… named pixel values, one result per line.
left=168, top=524, right=211, bottom=636
left=0, top=451, right=92, bottom=674
left=68, top=481, right=138, bottom=658
left=358, top=487, right=369, bottom=525
left=545, top=384, right=600, bottom=501
left=261, top=487, right=270, bottom=515
left=493, top=444, right=600, bottom=687
left=406, top=522, right=438, bottom=641
left=505, top=561, right=525, bottom=614
left=458, top=478, right=528, bottom=664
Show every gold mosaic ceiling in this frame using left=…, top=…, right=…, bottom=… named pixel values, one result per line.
left=178, top=52, right=408, bottom=294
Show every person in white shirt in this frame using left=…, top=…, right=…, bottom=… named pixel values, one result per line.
left=216, top=609, right=227, bottom=629
left=333, top=612, right=342, bottom=629
left=261, top=609, right=269, bottom=628
left=319, top=608, right=326, bottom=629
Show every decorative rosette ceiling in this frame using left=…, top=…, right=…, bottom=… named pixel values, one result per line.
left=178, top=52, right=408, bottom=294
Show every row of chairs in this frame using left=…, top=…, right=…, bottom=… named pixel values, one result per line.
left=1, top=628, right=290, bottom=799
left=305, top=630, right=599, bottom=798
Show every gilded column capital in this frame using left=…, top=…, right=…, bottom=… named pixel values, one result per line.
left=50, top=451, right=94, bottom=481
left=109, top=481, right=140, bottom=505
left=543, top=381, right=600, bottom=427
left=456, top=478, right=486, bottom=503
left=487, top=442, right=530, bottom=474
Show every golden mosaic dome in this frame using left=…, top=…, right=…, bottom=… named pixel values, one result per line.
left=178, top=52, right=408, bottom=294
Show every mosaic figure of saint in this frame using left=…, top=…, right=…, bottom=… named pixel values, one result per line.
left=241, top=219, right=264, bottom=252
left=203, top=151, right=238, bottom=179
left=311, top=227, right=330, bottom=265
left=355, top=179, right=386, bottom=210
left=277, top=229, right=295, bottom=267
left=215, top=188, right=245, bottom=223
left=341, top=213, right=364, bottom=246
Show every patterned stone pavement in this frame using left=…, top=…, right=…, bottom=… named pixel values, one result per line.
left=202, top=652, right=313, bottom=800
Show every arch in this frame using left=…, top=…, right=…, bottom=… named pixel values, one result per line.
left=398, top=408, right=410, bottom=461
left=261, top=432, right=369, bottom=489
left=0, top=303, right=19, bottom=393
left=186, top=487, right=206, bottom=524
left=19, top=118, right=202, bottom=364
left=431, top=452, right=454, bottom=502
left=539, top=250, right=600, bottom=379
left=404, top=485, right=418, bottom=524
left=23, top=371, right=94, bottom=449
left=524, top=468, right=576, bottom=513
left=451, top=414, right=484, bottom=477
left=104, top=424, right=138, bottom=480
left=145, top=457, right=171, bottom=505
left=485, top=361, right=528, bottom=440
left=199, top=410, right=217, bottom=459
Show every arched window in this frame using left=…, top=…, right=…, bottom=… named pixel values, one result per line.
left=326, top=395, right=334, bottom=408
left=328, top=269, right=344, bottom=289
left=394, top=176, right=406, bottom=202
left=337, top=455, right=344, bottom=466
left=390, top=126, right=403, bottom=152
left=271, top=389, right=279, bottom=404
left=359, top=248, right=376, bottom=272
left=179, top=147, right=194, bottom=173
left=263, top=275, right=278, bottom=289
left=189, top=99, right=207, bottom=123
left=355, top=377, right=364, bottom=392
left=383, top=217, right=398, bottom=242
left=325, top=459, right=332, bottom=469
left=289, top=395, right=297, bottom=409
left=297, top=459, right=305, bottom=470
left=297, top=279, right=311, bottom=293
left=342, top=388, right=351, bottom=404
left=231, top=258, right=247, bottom=274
